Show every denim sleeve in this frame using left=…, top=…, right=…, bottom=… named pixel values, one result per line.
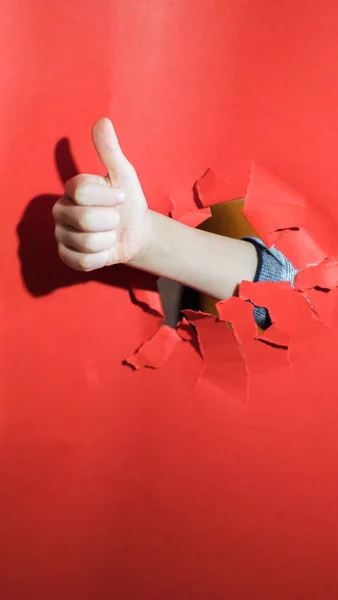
left=243, top=237, right=298, bottom=329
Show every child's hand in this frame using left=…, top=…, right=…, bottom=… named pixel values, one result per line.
left=53, top=117, right=258, bottom=300
left=53, top=118, right=149, bottom=271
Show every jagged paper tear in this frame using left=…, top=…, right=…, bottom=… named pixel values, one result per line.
left=126, top=165, right=338, bottom=399
left=125, top=325, right=181, bottom=370
left=243, top=164, right=338, bottom=270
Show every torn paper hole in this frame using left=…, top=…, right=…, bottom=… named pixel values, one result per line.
left=126, top=163, right=338, bottom=396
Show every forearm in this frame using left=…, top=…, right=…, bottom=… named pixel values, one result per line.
left=129, top=210, right=258, bottom=300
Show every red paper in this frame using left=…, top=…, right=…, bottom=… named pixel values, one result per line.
left=195, top=168, right=241, bottom=207
left=169, top=189, right=211, bottom=227
left=176, top=316, right=196, bottom=342
left=217, top=295, right=290, bottom=376
left=216, top=296, right=258, bottom=345
left=130, top=286, right=164, bottom=317
left=243, top=164, right=307, bottom=239
left=295, top=257, right=338, bottom=291
left=244, top=164, right=338, bottom=269
left=125, top=325, right=181, bottom=369
left=257, top=323, right=289, bottom=349
left=183, top=310, right=247, bottom=402
left=4, top=0, right=338, bottom=598
left=239, top=281, right=317, bottom=338
left=303, top=287, right=338, bottom=327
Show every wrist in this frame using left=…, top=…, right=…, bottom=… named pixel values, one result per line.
left=127, top=208, right=258, bottom=301
left=128, top=209, right=157, bottom=269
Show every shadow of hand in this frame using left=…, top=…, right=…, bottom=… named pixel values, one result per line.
left=17, top=137, right=157, bottom=299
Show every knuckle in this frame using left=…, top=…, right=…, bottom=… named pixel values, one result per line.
left=73, top=183, right=89, bottom=205
left=54, top=223, right=61, bottom=240
left=78, top=254, right=92, bottom=271
left=77, top=209, right=92, bottom=231
left=57, top=244, right=67, bottom=264
left=65, top=175, right=79, bottom=187
left=64, top=180, right=74, bottom=201
left=66, top=175, right=93, bottom=205
left=52, top=201, right=60, bottom=219
left=73, top=187, right=82, bottom=205
left=82, top=233, right=96, bottom=252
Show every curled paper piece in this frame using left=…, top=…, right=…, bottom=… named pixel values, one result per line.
left=295, top=257, right=338, bottom=292
left=243, top=164, right=307, bottom=239
left=169, top=195, right=211, bottom=228
left=176, top=316, right=195, bottom=342
left=183, top=310, right=247, bottom=403
left=256, top=323, right=289, bottom=349
left=239, top=280, right=321, bottom=342
left=244, top=164, right=338, bottom=269
left=195, top=168, right=241, bottom=207
left=217, top=295, right=290, bottom=376
left=125, top=325, right=181, bottom=370
left=302, top=287, right=337, bottom=327
left=216, top=296, right=258, bottom=346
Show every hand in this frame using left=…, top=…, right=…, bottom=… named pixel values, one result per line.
left=53, top=118, right=149, bottom=271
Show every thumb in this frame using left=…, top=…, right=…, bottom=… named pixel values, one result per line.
left=92, top=118, right=131, bottom=183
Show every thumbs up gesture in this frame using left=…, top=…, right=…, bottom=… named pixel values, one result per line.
left=53, top=118, right=149, bottom=271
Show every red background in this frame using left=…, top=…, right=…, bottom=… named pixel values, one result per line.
left=2, top=1, right=338, bottom=598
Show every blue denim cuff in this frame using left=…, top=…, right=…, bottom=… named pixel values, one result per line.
left=243, top=237, right=298, bottom=329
